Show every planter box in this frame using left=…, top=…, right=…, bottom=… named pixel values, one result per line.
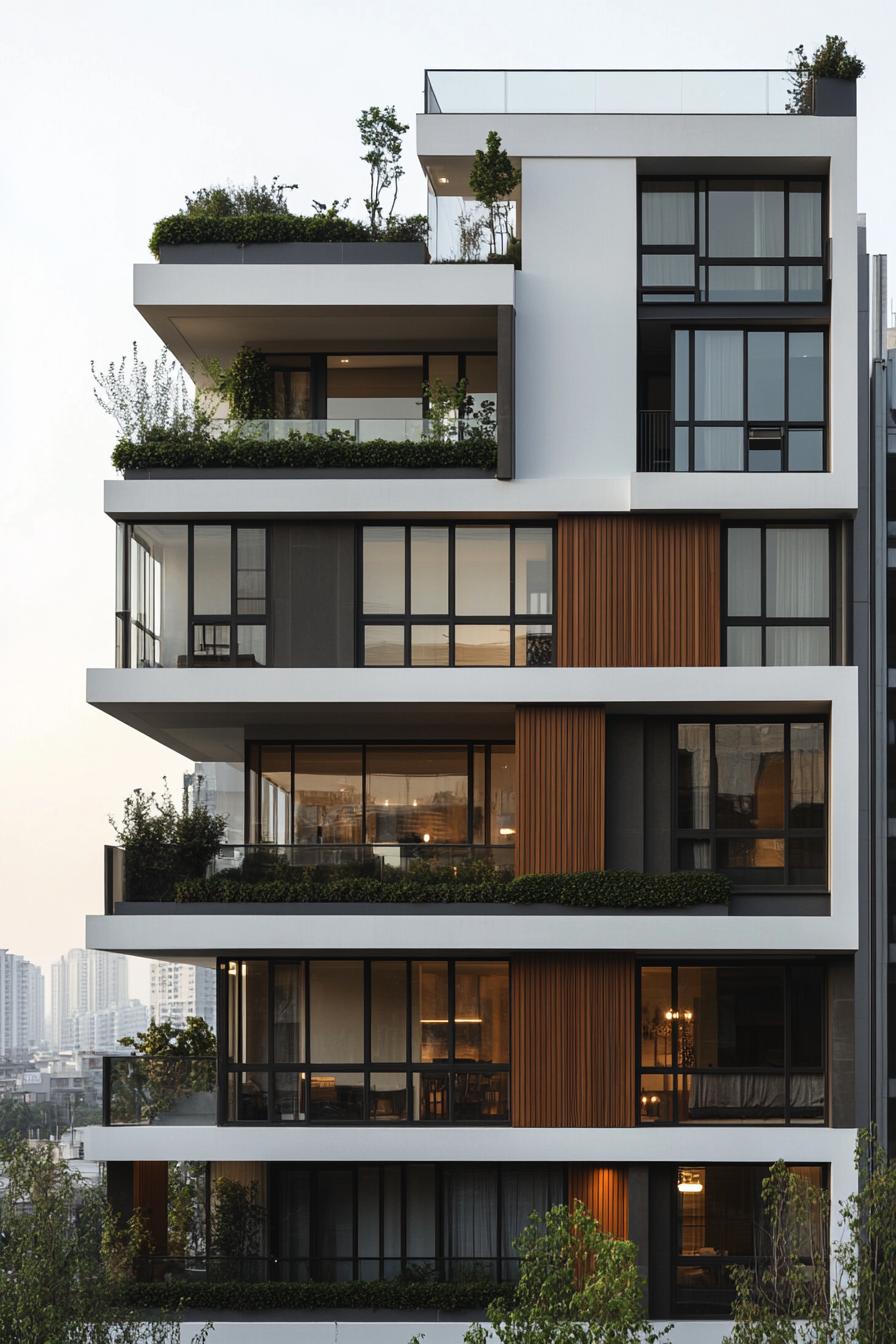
left=812, top=77, right=856, bottom=116
left=157, top=241, right=429, bottom=265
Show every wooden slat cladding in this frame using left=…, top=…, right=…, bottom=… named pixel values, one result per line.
left=568, top=1166, right=629, bottom=1239
left=133, top=1161, right=168, bottom=1254
left=557, top=515, right=721, bottom=667
left=511, top=953, right=635, bottom=1127
left=515, top=705, right=605, bottom=875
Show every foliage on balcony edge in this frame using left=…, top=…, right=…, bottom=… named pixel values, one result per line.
left=171, top=868, right=731, bottom=909
left=111, top=425, right=497, bottom=472
left=148, top=211, right=429, bottom=258
left=117, top=1277, right=500, bottom=1313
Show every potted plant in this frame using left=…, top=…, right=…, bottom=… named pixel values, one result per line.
left=788, top=35, right=864, bottom=116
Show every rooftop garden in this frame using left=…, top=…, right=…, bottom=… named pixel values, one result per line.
left=148, top=106, right=520, bottom=265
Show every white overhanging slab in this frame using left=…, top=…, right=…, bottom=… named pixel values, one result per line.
left=104, top=475, right=633, bottom=521
left=84, top=1122, right=857, bottom=1168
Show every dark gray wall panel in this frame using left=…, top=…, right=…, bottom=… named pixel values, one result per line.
left=271, top=524, right=356, bottom=667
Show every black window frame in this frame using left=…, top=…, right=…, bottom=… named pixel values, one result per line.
left=266, top=351, right=499, bottom=425
left=245, top=738, right=516, bottom=847
left=268, top=1161, right=565, bottom=1284
left=635, top=959, right=827, bottom=1127
left=116, top=522, right=270, bottom=668
left=357, top=522, right=556, bottom=668
left=638, top=175, right=828, bottom=306
left=219, top=956, right=512, bottom=1127
left=672, top=327, right=828, bottom=472
left=722, top=523, right=836, bottom=665
left=673, top=716, right=829, bottom=892
left=668, top=1162, right=828, bottom=1319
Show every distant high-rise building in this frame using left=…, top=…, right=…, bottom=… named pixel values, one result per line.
left=0, top=951, right=45, bottom=1057
left=68, top=999, right=150, bottom=1052
left=51, top=949, right=129, bottom=1049
left=185, top=762, right=244, bottom=844
left=150, top=962, right=216, bottom=1032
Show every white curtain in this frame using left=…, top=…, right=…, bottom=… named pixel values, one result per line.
left=443, top=1170, right=498, bottom=1271
left=767, top=529, right=828, bottom=618
left=642, top=189, right=693, bottom=245
left=500, top=1170, right=565, bottom=1259
left=694, top=331, right=743, bottom=419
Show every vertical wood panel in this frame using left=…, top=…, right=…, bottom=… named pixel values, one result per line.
left=557, top=515, right=721, bottom=667
left=568, top=1165, right=629, bottom=1239
left=511, top=953, right=635, bottom=1127
left=515, top=705, right=605, bottom=875
left=133, top=1160, right=168, bottom=1255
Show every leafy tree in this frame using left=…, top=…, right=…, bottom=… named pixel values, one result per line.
left=469, top=132, right=521, bottom=257
left=0, top=1138, right=209, bottom=1343
left=787, top=36, right=864, bottom=113
left=723, top=1136, right=896, bottom=1344
left=463, top=1201, right=670, bottom=1344
left=422, top=375, right=468, bottom=440
left=211, top=1177, right=265, bottom=1280
left=206, top=344, right=275, bottom=420
left=182, top=175, right=298, bottom=217
left=358, top=105, right=409, bottom=235
left=110, top=779, right=226, bottom=901
left=119, top=1016, right=216, bottom=1058
left=91, top=342, right=206, bottom=445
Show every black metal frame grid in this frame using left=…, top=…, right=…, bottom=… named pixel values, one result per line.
left=635, top=960, right=827, bottom=1127
left=116, top=522, right=270, bottom=668
left=668, top=1162, right=828, bottom=1319
left=638, top=176, right=828, bottom=305
left=219, top=957, right=511, bottom=1127
left=721, top=523, right=836, bottom=665
left=245, top=738, right=515, bottom=846
left=673, top=716, right=829, bottom=892
left=357, top=522, right=556, bottom=668
left=672, top=327, right=828, bottom=472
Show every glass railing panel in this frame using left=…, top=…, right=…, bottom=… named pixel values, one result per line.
left=219, top=418, right=492, bottom=444
left=105, top=1056, right=217, bottom=1125
left=424, top=70, right=797, bottom=116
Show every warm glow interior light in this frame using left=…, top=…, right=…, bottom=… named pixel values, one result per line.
left=437, top=176, right=449, bottom=183
left=423, top=833, right=431, bottom=843
left=499, top=827, right=516, bottom=836
left=677, top=1169, right=704, bottom=1195
left=339, top=357, right=350, bottom=364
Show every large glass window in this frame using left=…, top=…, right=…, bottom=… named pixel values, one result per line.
left=724, top=525, right=834, bottom=665
left=223, top=958, right=510, bottom=1125
left=361, top=524, right=554, bottom=666
left=247, top=741, right=514, bottom=848
left=116, top=523, right=267, bottom=667
left=640, top=178, right=825, bottom=304
left=675, top=720, right=827, bottom=889
left=638, top=962, right=825, bottom=1125
left=673, top=329, right=826, bottom=472
left=671, top=1164, right=826, bottom=1317
left=273, top=1163, right=563, bottom=1283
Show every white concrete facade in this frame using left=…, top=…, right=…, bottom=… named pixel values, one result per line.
left=91, top=82, right=863, bottom=1334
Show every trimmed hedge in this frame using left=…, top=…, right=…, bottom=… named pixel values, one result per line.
left=111, top=427, right=497, bottom=473
left=116, top=1278, right=500, bottom=1313
left=172, top=868, right=730, bottom=909
left=149, top=212, right=429, bottom=258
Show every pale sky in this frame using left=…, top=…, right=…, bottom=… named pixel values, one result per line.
left=2, top=0, right=894, bottom=1002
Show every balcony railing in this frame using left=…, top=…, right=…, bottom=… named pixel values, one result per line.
left=103, top=1055, right=217, bottom=1126
left=637, top=409, right=673, bottom=471
left=214, top=417, right=493, bottom=445
left=104, top=843, right=515, bottom=910
left=424, top=69, right=799, bottom=116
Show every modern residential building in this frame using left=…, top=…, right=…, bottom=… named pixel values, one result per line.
left=0, top=950, right=45, bottom=1058
left=82, top=66, right=881, bottom=1339
left=51, top=948, right=129, bottom=1049
left=149, top=960, right=217, bottom=1031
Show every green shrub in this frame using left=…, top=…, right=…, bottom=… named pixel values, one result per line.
left=149, top=211, right=428, bottom=258
left=110, top=783, right=225, bottom=903
left=111, top=425, right=497, bottom=473
left=170, top=867, right=729, bottom=908
left=212, top=346, right=274, bottom=420
left=115, top=1277, right=497, bottom=1313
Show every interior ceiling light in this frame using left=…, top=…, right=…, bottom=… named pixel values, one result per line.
left=437, top=176, right=450, bottom=184
left=677, top=1169, right=704, bottom=1195
left=339, top=357, right=350, bottom=364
